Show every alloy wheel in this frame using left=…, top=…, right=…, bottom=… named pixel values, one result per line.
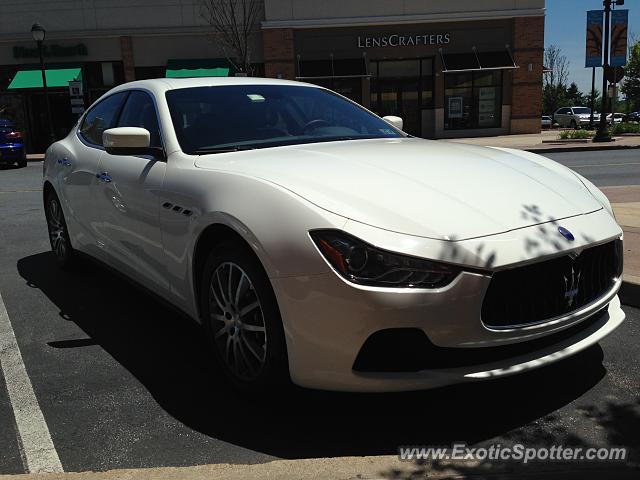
left=208, top=262, right=267, bottom=381
left=47, top=198, right=67, bottom=260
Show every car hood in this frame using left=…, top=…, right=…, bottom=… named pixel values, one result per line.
left=195, top=138, right=602, bottom=240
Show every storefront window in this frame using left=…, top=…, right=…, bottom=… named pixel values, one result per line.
left=421, top=59, right=434, bottom=107
left=370, top=58, right=434, bottom=136
left=444, top=71, right=502, bottom=130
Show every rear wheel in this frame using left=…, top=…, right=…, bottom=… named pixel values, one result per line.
left=44, top=190, right=76, bottom=268
left=17, top=153, right=27, bottom=168
left=200, top=243, right=289, bottom=391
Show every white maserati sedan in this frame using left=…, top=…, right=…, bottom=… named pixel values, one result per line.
left=43, top=77, right=625, bottom=392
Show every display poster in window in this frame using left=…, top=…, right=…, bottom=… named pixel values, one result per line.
left=478, top=87, right=497, bottom=127
left=448, top=97, right=463, bottom=119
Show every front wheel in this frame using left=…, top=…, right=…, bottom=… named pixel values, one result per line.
left=200, top=243, right=289, bottom=391
left=44, top=190, right=76, bottom=268
left=570, top=120, right=577, bottom=129
left=17, top=154, right=27, bottom=168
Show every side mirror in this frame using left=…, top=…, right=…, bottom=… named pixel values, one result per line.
left=382, top=115, right=404, bottom=131
left=103, top=127, right=164, bottom=159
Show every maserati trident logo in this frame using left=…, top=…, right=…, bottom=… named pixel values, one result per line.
left=563, top=265, right=581, bottom=307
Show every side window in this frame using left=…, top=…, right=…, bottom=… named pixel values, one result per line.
left=117, top=91, right=162, bottom=148
left=79, top=92, right=127, bottom=146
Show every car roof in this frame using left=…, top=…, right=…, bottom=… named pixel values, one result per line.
left=107, top=77, right=319, bottom=96
left=0, top=118, right=14, bottom=126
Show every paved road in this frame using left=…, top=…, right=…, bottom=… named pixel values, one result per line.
left=542, top=150, right=640, bottom=187
left=0, top=163, right=638, bottom=475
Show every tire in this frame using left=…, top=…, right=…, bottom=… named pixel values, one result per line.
left=17, top=155, right=27, bottom=168
left=570, top=120, right=577, bottom=129
left=44, top=190, right=76, bottom=269
left=200, top=242, right=289, bottom=392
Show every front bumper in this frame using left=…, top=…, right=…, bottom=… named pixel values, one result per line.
left=273, top=269, right=623, bottom=392
left=272, top=210, right=625, bottom=392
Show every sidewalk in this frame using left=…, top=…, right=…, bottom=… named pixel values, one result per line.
left=604, top=186, right=640, bottom=307
left=0, top=455, right=636, bottom=480
left=442, top=130, right=640, bottom=153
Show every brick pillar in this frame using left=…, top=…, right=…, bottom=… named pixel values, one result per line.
left=510, top=16, right=544, bottom=134
left=120, top=36, right=136, bottom=83
left=262, top=28, right=295, bottom=80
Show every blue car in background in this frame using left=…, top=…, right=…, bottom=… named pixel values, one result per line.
left=0, top=118, right=27, bottom=168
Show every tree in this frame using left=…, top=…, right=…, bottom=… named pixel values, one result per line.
left=566, top=82, right=586, bottom=106
left=621, top=41, right=640, bottom=111
left=199, top=0, right=263, bottom=75
left=542, top=45, right=570, bottom=114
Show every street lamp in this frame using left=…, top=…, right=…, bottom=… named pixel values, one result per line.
left=594, top=0, right=625, bottom=142
left=31, top=22, right=55, bottom=144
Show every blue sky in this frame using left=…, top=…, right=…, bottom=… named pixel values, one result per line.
left=545, top=0, right=639, bottom=94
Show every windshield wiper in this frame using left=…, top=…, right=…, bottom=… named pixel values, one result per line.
left=193, top=146, right=255, bottom=155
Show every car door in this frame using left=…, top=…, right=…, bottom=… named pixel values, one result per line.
left=60, top=92, right=128, bottom=252
left=91, top=90, right=169, bottom=295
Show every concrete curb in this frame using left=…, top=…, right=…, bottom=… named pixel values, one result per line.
left=526, top=144, right=640, bottom=154
left=620, top=281, right=640, bottom=308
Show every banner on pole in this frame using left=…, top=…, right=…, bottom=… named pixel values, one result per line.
left=610, top=9, right=629, bottom=67
left=586, top=10, right=603, bottom=68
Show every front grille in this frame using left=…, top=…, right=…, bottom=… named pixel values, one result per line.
left=481, top=240, right=622, bottom=328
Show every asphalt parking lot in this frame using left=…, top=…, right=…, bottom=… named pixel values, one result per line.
left=0, top=162, right=638, bottom=476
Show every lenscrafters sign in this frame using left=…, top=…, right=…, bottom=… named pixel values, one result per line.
left=357, top=33, right=451, bottom=48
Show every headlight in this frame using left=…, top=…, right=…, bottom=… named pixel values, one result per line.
left=310, top=230, right=461, bottom=288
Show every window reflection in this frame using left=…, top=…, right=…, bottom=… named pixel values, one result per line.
left=445, top=71, right=502, bottom=130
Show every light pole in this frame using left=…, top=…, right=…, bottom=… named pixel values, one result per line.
left=31, top=22, right=55, bottom=144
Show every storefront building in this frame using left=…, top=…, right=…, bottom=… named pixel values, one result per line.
left=262, top=0, right=545, bottom=138
left=0, top=1, right=544, bottom=152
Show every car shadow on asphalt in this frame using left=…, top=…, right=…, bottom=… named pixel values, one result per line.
left=18, top=251, right=610, bottom=459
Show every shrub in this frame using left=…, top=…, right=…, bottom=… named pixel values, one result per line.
left=611, top=122, right=640, bottom=134
left=558, top=129, right=594, bottom=140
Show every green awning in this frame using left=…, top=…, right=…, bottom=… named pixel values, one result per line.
left=166, top=59, right=235, bottom=78
left=7, top=68, right=82, bottom=89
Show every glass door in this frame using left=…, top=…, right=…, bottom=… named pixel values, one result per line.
left=370, top=59, right=431, bottom=137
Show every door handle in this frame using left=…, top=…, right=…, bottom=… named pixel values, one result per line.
left=96, top=171, right=112, bottom=183
left=57, top=157, right=72, bottom=167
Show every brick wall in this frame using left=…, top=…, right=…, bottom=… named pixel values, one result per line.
left=510, top=16, right=544, bottom=134
left=262, top=28, right=295, bottom=79
left=120, top=36, right=136, bottom=82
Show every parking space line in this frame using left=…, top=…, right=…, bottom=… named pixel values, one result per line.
left=0, top=291, right=63, bottom=473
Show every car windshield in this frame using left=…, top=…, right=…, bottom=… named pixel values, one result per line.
left=165, top=85, right=403, bottom=154
left=573, top=107, right=591, bottom=114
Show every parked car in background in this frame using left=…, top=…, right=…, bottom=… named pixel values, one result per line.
left=541, top=115, right=552, bottom=129
left=607, top=113, right=624, bottom=125
left=553, top=107, right=600, bottom=128
left=624, top=111, right=640, bottom=122
left=0, top=119, right=26, bottom=167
